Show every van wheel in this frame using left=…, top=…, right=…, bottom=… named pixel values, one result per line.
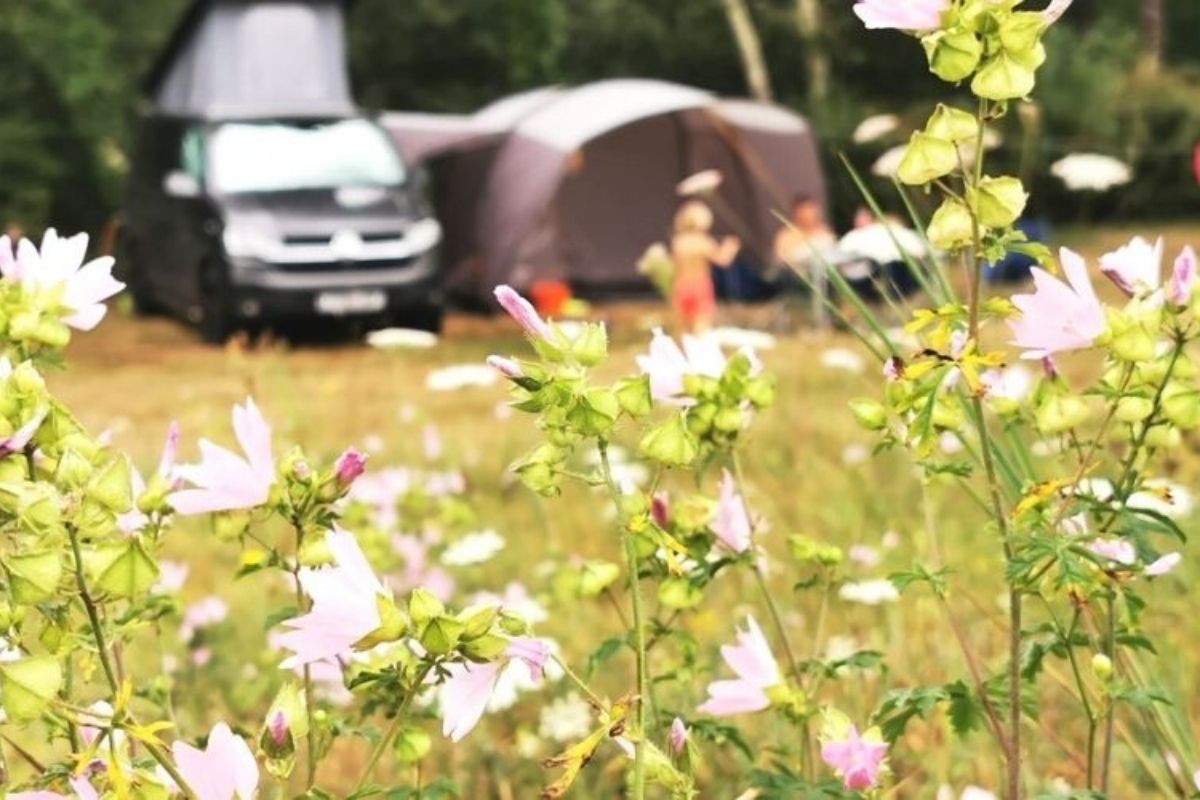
left=117, top=233, right=160, bottom=315
left=198, top=261, right=238, bottom=344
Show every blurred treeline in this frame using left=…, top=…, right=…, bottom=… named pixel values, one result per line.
left=0, top=0, right=1197, bottom=236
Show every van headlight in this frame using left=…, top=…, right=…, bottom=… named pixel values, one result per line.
left=405, top=218, right=442, bottom=254
left=223, top=223, right=276, bottom=259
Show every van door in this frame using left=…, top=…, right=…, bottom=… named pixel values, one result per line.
left=148, top=121, right=214, bottom=315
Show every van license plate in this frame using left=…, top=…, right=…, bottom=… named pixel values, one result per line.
left=314, top=290, right=387, bottom=316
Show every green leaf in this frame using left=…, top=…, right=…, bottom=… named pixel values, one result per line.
left=0, top=655, right=63, bottom=721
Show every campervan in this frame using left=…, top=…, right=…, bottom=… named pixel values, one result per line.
left=120, top=0, right=442, bottom=341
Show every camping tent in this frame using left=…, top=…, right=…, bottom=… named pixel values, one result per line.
left=147, top=0, right=355, bottom=119
left=384, top=79, right=826, bottom=305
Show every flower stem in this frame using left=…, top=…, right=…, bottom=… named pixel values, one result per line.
left=291, top=524, right=319, bottom=791
left=353, top=663, right=434, bottom=793
left=597, top=440, right=648, bottom=800
left=67, top=525, right=198, bottom=800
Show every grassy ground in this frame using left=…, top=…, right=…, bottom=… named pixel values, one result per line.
left=36, top=221, right=1200, bottom=797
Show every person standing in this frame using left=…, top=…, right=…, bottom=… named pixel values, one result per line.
left=670, top=201, right=740, bottom=333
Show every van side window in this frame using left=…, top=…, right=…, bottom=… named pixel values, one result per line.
left=181, top=128, right=206, bottom=184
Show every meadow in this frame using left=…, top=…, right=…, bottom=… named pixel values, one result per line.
left=28, top=221, right=1200, bottom=798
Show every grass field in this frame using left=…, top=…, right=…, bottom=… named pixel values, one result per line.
left=36, top=221, right=1200, bottom=797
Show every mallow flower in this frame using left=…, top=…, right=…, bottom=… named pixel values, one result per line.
left=438, top=636, right=551, bottom=742
left=118, top=422, right=180, bottom=533
left=820, top=721, right=889, bottom=791
left=277, top=527, right=391, bottom=668
left=1170, top=246, right=1197, bottom=306
left=853, top=0, right=948, bottom=31
left=1008, top=248, right=1106, bottom=360
left=171, top=721, right=259, bottom=800
left=637, top=328, right=755, bottom=406
left=170, top=399, right=274, bottom=515
left=494, top=285, right=553, bottom=341
left=711, top=469, right=753, bottom=554
left=8, top=777, right=99, bottom=800
left=0, top=230, right=125, bottom=330
left=698, top=616, right=781, bottom=716
left=1099, top=236, right=1163, bottom=297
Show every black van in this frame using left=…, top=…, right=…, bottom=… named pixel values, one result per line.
left=120, top=114, right=443, bottom=341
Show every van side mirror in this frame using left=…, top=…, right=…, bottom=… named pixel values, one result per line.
left=164, top=170, right=201, bottom=198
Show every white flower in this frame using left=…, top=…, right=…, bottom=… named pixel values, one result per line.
left=1, top=229, right=125, bottom=330
left=707, top=326, right=777, bottom=352
left=441, top=530, right=506, bottom=566
left=365, top=327, right=438, bottom=349
left=852, top=114, right=901, bottom=144
left=1129, top=479, right=1194, bottom=519
left=872, top=144, right=907, bottom=178
left=841, top=443, right=870, bottom=467
left=820, top=347, right=866, bottom=374
left=839, top=578, right=900, bottom=605
left=425, top=364, right=499, bottom=392
left=538, top=692, right=595, bottom=742
left=1051, top=153, right=1132, bottom=192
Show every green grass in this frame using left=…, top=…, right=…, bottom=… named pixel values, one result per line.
left=32, top=221, right=1200, bottom=797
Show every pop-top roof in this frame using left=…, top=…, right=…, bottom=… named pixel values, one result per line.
left=146, top=0, right=355, bottom=119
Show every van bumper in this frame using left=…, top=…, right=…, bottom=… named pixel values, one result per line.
left=227, top=250, right=442, bottom=319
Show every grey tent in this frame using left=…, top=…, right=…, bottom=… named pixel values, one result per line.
left=147, top=0, right=355, bottom=119
left=384, top=79, right=827, bottom=305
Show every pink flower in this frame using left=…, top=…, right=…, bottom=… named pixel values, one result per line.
left=650, top=492, right=671, bottom=528
left=276, top=527, right=387, bottom=668
left=439, top=637, right=551, bottom=741
left=1043, top=0, right=1074, bottom=24
left=1099, top=236, right=1163, bottom=296
left=1088, top=538, right=1137, bottom=566
left=1008, top=248, right=1106, bottom=360
left=821, top=724, right=889, bottom=791
left=170, top=399, right=274, bottom=515
left=698, top=616, right=781, bottom=716
left=669, top=717, right=689, bottom=756
left=486, top=355, right=525, bottom=380
left=8, top=778, right=99, bottom=800
left=172, top=721, right=259, bottom=800
left=1170, top=246, right=1197, bottom=306
left=494, top=285, right=553, bottom=341
left=0, top=406, right=48, bottom=459
left=1145, top=552, right=1182, bottom=577
left=712, top=469, right=752, bottom=554
left=0, top=230, right=125, bottom=330
left=853, top=0, right=948, bottom=31
left=118, top=422, right=181, bottom=533
left=636, top=329, right=734, bottom=406
left=334, top=447, right=367, bottom=487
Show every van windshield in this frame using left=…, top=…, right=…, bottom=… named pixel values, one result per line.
left=208, top=119, right=405, bottom=194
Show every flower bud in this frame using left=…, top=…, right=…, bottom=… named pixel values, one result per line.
left=1144, top=424, right=1181, bottom=450
left=926, top=105, right=979, bottom=145
left=570, top=322, right=609, bottom=367
left=922, top=28, right=983, bottom=83
left=614, top=375, right=653, bottom=418
left=419, top=615, right=465, bottom=656
left=971, top=52, right=1036, bottom=100
left=86, top=457, right=133, bottom=513
left=639, top=414, right=699, bottom=467
left=1091, top=653, right=1113, bottom=683
left=971, top=176, right=1027, bottom=228
left=1035, top=393, right=1089, bottom=435
left=897, top=132, right=958, bottom=186
left=333, top=447, right=367, bottom=488
left=1115, top=396, right=1154, bottom=424
left=849, top=398, right=888, bottom=431
left=927, top=198, right=975, bottom=251
left=1161, top=383, right=1200, bottom=429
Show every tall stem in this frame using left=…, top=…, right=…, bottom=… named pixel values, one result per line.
left=598, top=441, right=647, bottom=800
left=353, top=663, right=434, bottom=793
left=1100, top=595, right=1117, bottom=794
left=67, top=525, right=198, bottom=800
left=291, top=524, right=319, bottom=790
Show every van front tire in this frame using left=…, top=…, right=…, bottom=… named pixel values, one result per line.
left=198, top=261, right=239, bottom=344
